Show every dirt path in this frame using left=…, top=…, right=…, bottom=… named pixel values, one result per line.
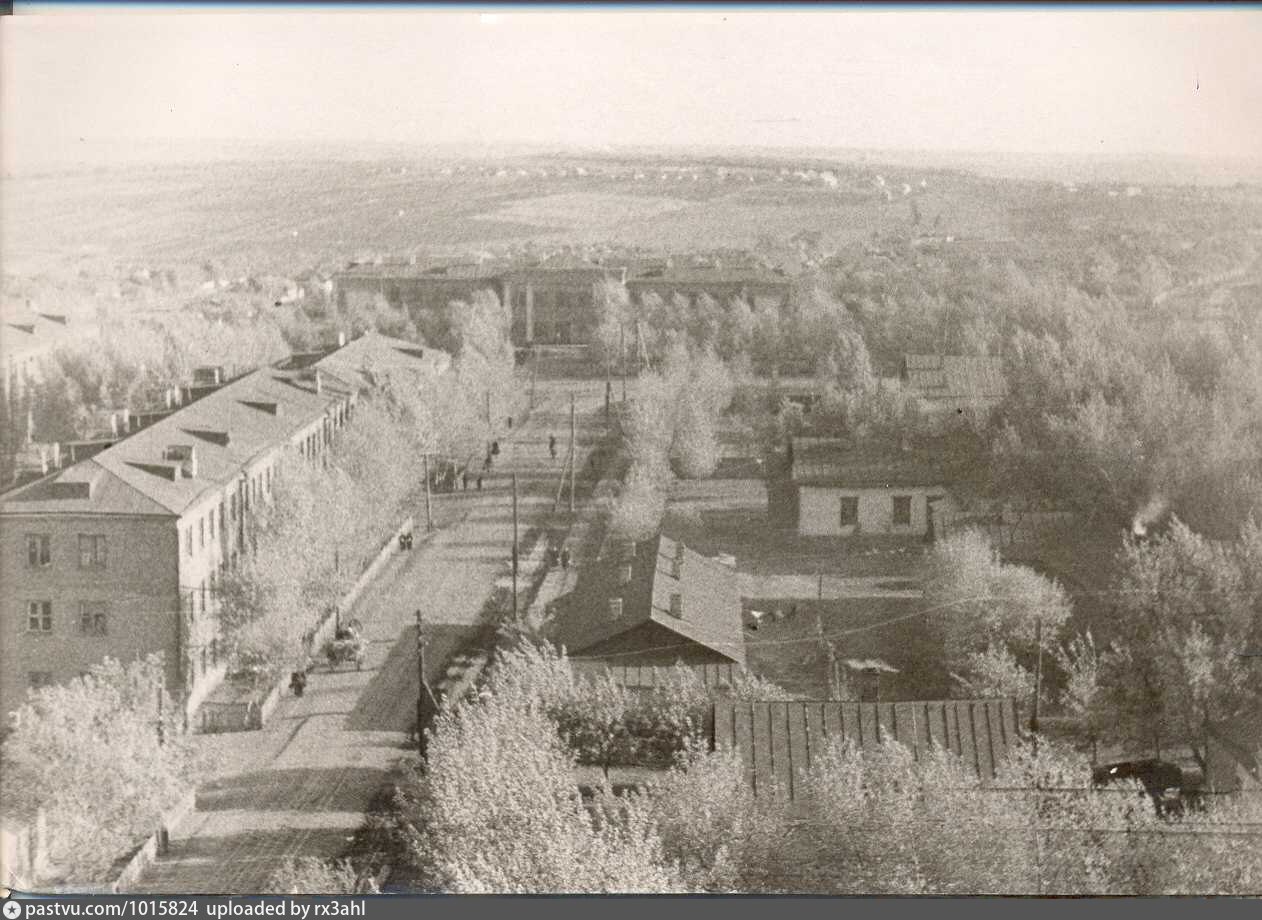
left=131, top=380, right=609, bottom=894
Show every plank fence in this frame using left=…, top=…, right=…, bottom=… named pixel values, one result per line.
left=711, top=699, right=1021, bottom=799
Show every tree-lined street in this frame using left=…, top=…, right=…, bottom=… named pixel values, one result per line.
left=133, top=380, right=609, bottom=893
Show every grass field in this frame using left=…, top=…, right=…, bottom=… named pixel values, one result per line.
left=745, top=596, right=950, bottom=701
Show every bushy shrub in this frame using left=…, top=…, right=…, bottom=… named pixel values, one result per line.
left=0, top=656, right=202, bottom=883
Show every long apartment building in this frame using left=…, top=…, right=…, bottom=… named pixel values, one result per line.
left=0, top=332, right=449, bottom=719
left=333, top=254, right=791, bottom=348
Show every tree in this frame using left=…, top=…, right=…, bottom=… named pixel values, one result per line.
left=923, top=530, right=1072, bottom=698
left=0, top=656, right=199, bottom=883
left=1098, top=518, right=1262, bottom=773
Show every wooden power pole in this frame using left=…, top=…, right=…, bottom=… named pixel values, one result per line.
left=416, top=609, right=433, bottom=761
left=620, top=323, right=627, bottom=403
left=568, top=393, right=576, bottom=513
left=423, top=454, right=433, bottom=531
left=511, top=472, right=519, bottom=620
left=1031, top=617, right=1044, bottom=754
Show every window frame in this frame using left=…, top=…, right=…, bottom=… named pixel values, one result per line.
left=839, top=496, right=860, bottom=529
left=892, top=495, right=914, bottom=527
left=27, top=600, right=53, bottom=633
left=78, top=533, right=107, bottom=569
left=78, top=601, right=108, bottom=637
left=25, top=533, right=52, bottom=568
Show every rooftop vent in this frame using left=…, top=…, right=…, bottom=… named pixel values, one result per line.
left=609, top=598, right=624, bottom=619
left=50, top=479, right=93, bottom=500
left=669, top=593, right=683, bottom=619
left=192, top=366, right=224, bottom=386
left=241, top=400, right=280, bottom=416
left=163, top=444, right=198, bottom=478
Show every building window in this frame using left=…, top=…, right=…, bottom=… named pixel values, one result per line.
left=26, top=534, right=51, bottom=568
left=199, top=518, right=205, bottom=550
left=209, top=509, right=216, bottom=540
left=893, top=496, right=913, bottom=527
left=185, top=527, right=193, bottom=557
left=27, top=600, right=52, bottom=632
left=839, top=497, right=859, bottom=528
left=219, top=501, right=225, bottom=534
left=230, top=494, right=237, bottom=521
left=28, top=671, right=54, bottom=690
left=79, top=602, right=108, bottom=636
left=78, top=534, right=107, bottom=568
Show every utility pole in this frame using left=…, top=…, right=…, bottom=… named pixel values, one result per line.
left=511, top=472, right=519, bottom=621
left=568, top=393, right=576, bottom=513
left=1031, top=617, right=1044, bottom=755
left=156, top=685, right=165, bottom=746
left=530, top=346, right=538, bottom=412
left=423, top=454, right=433, bottom=531
left=814, top=608, right=836, bottom=701
left=416, top=610, right=433, bottom=761
left=620, top=323, right=627, bottom=403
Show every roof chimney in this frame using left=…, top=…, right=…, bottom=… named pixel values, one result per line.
left=337, top=330, right=346, bottom=348
left=164, top=444, right=197, bottom=478
left=609, top=598, right=623, bottom=619
left=315, top=369, right=323, bottom=394
left=669, top=593, right=683, bottom=619
left=110, top=413, right=120, bottom=438
left=672, top=542, right=685, bottom=579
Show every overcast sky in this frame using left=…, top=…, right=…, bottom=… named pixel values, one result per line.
left=3, top=6, right=1261, bottom=167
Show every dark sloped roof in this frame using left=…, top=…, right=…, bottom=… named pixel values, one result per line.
left=790, top=437, right=946, bottom=488
left=713, top=698, right=1023, bottom=798
left=554, top=532, right=745, bottom=666
left=1, top=332, right=446, bottom=518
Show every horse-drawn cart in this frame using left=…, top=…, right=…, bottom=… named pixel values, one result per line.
left=322, top=618, right=366, bottom=671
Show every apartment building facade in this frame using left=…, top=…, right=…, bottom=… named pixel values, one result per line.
left=0, top=332, right=448, bottom=719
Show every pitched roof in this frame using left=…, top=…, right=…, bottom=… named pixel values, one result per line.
left=901, top=354, right=1008, bottom=402
left=790, top=437, right=946, bottom=488
left=554, top=532, right=746, bottom=666
left=1, top=332, right=446, bottom=518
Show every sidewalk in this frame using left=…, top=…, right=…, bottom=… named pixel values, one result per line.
left=132, top=380, right=610, bottom=893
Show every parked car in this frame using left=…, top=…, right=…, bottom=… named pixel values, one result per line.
left=1092, top=758, right=1187, bottom=815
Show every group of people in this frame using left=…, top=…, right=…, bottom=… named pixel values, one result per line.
left=546, top=544, right=571, bottom=570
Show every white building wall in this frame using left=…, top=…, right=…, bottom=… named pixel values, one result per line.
left=798, top=485, right=955, bottom=537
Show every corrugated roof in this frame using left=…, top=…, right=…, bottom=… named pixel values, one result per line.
left=555, top=532, right=746, bottom=666
left=790, top=437, right=945, bottom=488
left=713, top=698, right=1023, bottom=798
left=1, top=332, right=446, bottom=518
left=902, top=354, right=1008, bottom=401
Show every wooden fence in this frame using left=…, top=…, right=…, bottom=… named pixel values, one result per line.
left=711, top=699, right=1021, bottom=799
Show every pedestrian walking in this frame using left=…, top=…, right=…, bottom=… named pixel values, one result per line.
left=549, top=434, right=558, bottom=460
left=491, top=440, right=501, bottom=457
left=483, top=454, right=492, bottom=471
left=560, top=546, right=571, bottom=570
left=476, top=475, right=484, bottom=491
left=289, top=670, right=306, bottom=698
left=462, top=471, right=470, bottom=491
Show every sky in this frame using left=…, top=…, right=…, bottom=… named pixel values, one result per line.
left=3, top=5, right=1261, bottom=168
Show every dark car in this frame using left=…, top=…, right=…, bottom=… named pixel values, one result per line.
left=1093, top=759, right=1186, bottom=815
